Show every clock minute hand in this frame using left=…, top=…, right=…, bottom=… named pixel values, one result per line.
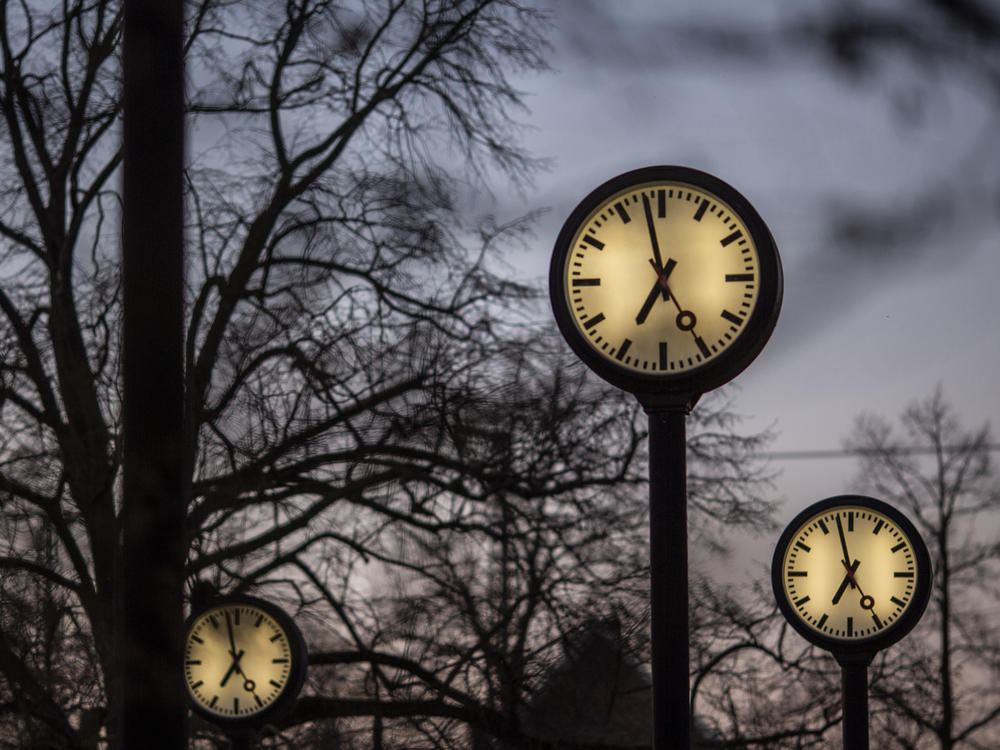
left=641, top=194, right=667, bottom=282
left=225, top=611, right=238, bottom=658
left=835, top=515, right=853, bottom=568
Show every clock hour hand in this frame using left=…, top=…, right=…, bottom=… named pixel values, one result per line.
left=635, top=284, right=661, bottom=325
left=635, top=258, right=677, bottom=324
left=220, top=649, right=245, bottom=687
left=832, top=559, right=860, bottom=605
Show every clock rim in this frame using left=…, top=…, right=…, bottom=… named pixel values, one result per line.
left=770, top=494, right=932, bottom=658
left=184, top=594, right=308, bottom=730
left=549, top=165, right=783, bottom=400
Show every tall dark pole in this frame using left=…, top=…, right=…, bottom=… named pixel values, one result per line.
left=120, top=0, right=187, bottom=747
left=838, top=654, right=872, bottom=750
left=646, top=404, right=691, bottom=750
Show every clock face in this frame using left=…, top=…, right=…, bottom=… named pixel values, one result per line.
left=550, top=166, right=781, bottom=398
left=772, top=496, right=931, bottom=654
left=184, top=598, right=305, bottom=725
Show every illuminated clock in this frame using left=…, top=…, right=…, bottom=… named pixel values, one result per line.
left=772, top=495, right=932, bottom=656
left=184, top=596, right=307, bottom=729
left=549, top=165, right=782, bottom=399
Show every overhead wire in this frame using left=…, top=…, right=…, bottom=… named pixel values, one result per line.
left=762, top=444, right=1000, bottom=460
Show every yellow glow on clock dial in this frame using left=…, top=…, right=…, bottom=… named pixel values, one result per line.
left=563, top=181, right=760, bottom=374
left=184, top=604, right=293, bottom=718
left=780, top=506, right=919, bottom=641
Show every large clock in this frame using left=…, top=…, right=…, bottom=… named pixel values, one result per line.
left=549, top=166, right=782, bottom=400
left=772, top=495, right=932, bottom=657
left=184, top=595, right=307, bottom=730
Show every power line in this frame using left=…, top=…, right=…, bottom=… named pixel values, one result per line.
left=763, top=444, right=1000, bottom=460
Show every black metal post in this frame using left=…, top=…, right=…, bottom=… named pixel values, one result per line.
left=120, top=0, right=186, bottom=747
left=646, top=405, right=691, bottom=750
left=229, top=731, right=255, bottom=750
left=837, top=653, right=872, bottom=750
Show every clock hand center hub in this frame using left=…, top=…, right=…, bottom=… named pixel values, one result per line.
left=649, top=257, right=677, bottom=292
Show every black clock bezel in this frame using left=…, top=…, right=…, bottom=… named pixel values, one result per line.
left=549, top=165, right=783, bottom=402
left=771, top=495, right=932, bottom=659
left=184, top=594, right=309, bottom=731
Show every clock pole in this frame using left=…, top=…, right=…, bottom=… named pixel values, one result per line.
left=644, top=400, right=695, bottom=749
left=549, top=166, right=783, bottom=750
left=120, top=0, right=187, bottom=747
left=837, top=652, right=873, bottom=750
left=771, top=496, right=932, bottom=750
left=227, top=730, right=255, bottom=750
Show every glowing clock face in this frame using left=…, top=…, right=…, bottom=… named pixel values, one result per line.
left=774, top=499, right=931, bottom=649
left=560, top=181, right=761, bottom=375
left=184, top=601, right=298, bottom=721
left=549, top=166, right=781, bottom=398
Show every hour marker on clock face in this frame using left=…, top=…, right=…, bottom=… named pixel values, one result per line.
left=720, top=230, right=743, bottom=246
left=615, top=338, right=633, bottom=361
left=693, top=199, right=709, bottom=222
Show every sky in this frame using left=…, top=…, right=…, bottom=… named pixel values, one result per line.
left=496, top=1, right=1000, bottom=570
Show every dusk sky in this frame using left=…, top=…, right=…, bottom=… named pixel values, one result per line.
left=499, top=0, right=1000, bottom=567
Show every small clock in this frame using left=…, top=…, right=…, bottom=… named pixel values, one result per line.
left=772, top=495, right=932, bottom=657
left=184, top=595, right=307, bottom=730
left=549, top=166, right=782, bottom=400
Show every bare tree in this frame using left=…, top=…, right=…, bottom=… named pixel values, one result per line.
left=688, top=575, right=844, bottom=749
left=0, top=1, right=777, bottom=747
left=687, top=388, right=1000, bottom=750
left=846, top=388, right=1000, bottom=750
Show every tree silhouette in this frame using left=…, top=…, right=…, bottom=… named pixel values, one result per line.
left=0, top=2, right=775, bottom=747
left=687, top=388, right=1000, bottom=750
